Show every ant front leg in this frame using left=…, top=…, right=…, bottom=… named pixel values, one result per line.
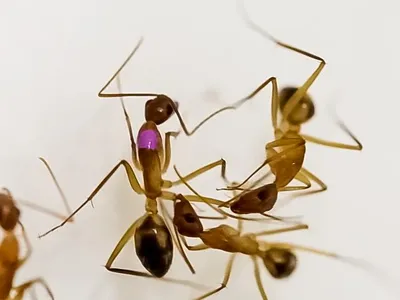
left=238, top=1, right=326, bottom=120
left=162, top=131, right=180, bottom=173
left=163, top=158, right=228, bottom=188
left=38, top=160, right=144, bottom=238
left=12, top=278, right=54, bottom=300
left=194, top=253, right=237, bottom=300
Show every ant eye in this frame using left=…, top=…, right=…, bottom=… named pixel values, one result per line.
left=183, top=213, right=196, bottom=223
left=166, top=104, right=173, bottom=116
left=257, top=190, right=268, bottom=201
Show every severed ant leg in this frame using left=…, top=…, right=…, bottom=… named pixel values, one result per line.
left=237, top=0, right=326, bottom=121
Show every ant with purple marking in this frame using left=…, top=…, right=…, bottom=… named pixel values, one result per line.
left=0, top=157, right=74, bottom=300
left=37, top=38, right=293, bottom=283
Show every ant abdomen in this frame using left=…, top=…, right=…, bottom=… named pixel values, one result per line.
left=279, top=87, right=315, bottom=125
left=145, top=95, right=179, bottom=125
left=230, top=184, right=278, bottom=214
left=134, top=214, right=173, bottom=278
left=173, top=195, right=203, bottom=237
left=262, top=248, right=297, bottom=279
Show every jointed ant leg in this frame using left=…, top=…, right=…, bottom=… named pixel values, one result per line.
left=116, top=76, right=142, bottom=170
left=301, top=120, right=363, bottom=150
left=12, top=278, right=54, bottom=300
left=38, top=160, right=144, bottom=238
left=251, top=223, right=308, bottom=237
left=104, top=216, right=147, bottom=274
left=164, top=159, right=227, bottom=188
left=278, top=171, right=311, bottom=192
left=232, top=76, right=279, bottom=130
left=252, top=256, right=268, bottom=300
left=195, top=253, right=237, bottom=300
left=287, top=167, right=327, bottom=200
left=237, top=0, right=326, bottom=120
left=162, top=131, right=180, bottom=173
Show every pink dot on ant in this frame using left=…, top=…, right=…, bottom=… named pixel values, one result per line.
left=138, top=129, right=159, bottom=150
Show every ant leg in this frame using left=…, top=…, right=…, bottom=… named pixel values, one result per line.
left=162, top=131, right=180, bottom=173
left=301, top=120, right=363, bottom=150
left=289, top=167, right=327, bottom=199
left=251, top=256, right=268, bottom=300
left=278, top=171, right=311, bottom=191
left=194, top=253, right=237, bottom=300
left=17, top=158, right=74, bottom=222
left=12, top=278, right=54, bottom=300
left=163, top=159, right=227, bottom=188
left=98, top=37, right=157, bottom=99
left=38, top=160, right=144, bottom=238
left=237, top=1, right=326, bottom=120
left=104, top=215, right=147, bottom=275
left=252, top=223, right=308, bottom=237
left=159, top=200, right=196, bottom=274
left=267, top=242, right=364, bottom=267
left=232, top=76, right=279, bottom=130
left=116, top=76, right=141, bottom=170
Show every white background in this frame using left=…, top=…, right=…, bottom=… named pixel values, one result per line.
left=0, top=0, right=399, bottom=299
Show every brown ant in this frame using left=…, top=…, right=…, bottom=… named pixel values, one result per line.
left=0, top=157, right=73, bottom=300
left=217, top=1, right=362, bottom=199
left=171, top=165, right=365, bottom=300
left=36, top=48, right=258, bottom=281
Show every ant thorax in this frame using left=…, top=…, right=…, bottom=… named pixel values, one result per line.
left=278, top=121, right=301, bottom=136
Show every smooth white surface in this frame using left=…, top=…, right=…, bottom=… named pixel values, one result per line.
left=0, top=0, right=399, bottom=299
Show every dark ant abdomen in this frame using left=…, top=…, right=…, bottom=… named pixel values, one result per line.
left=134, top=215, right=173, bottom=278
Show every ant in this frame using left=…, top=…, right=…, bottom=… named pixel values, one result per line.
left=0, top=157, right=73, bottom=300
left=37, top=45, right=265, bottom=280
left=217, top=1, right=362, bottom=199
left=171, top=165, right=364, bottom=300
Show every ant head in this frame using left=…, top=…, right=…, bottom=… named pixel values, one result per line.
left=173, top=194, right=203, bottom=238
left=0, top=193, right=20, bottom=231
left=145, top=95, right=179, bottom=125
left=279, top=87, right=315, bottom=125
left=262, top=247, right=297, bottom=279
left=230, top=184, right=278, bottom=214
